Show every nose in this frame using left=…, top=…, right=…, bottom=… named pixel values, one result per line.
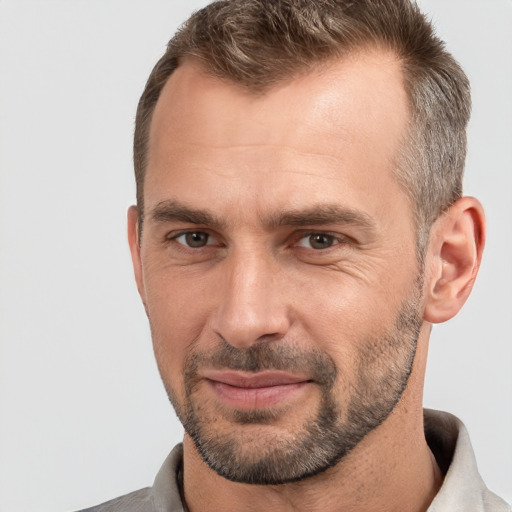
left=210, top=249, right=292, bottom=348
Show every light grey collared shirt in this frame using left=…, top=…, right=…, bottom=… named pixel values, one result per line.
left=79, top=409, right=511, bottom=512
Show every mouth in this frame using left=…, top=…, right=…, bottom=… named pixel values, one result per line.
left=201, top=370, right=312, bottom=409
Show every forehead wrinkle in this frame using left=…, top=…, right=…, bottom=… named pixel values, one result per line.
left=161, top=140, right=354, bottom=164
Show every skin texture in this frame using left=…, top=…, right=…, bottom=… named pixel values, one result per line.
left=128, top=49, right=485, bottom=512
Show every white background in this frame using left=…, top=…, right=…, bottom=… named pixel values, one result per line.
left=0, top=1, right=510, bottom=510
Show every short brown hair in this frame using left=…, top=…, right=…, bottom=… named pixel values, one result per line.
left=134, top=0, right=470, bottom=248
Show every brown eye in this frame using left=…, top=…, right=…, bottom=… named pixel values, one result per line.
left=176, top=232, right=210, bottom=248
left=297, top=233, right=338, bottom=250
left=308, top=233, right=335, bottom=249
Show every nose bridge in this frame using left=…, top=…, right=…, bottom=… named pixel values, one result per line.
left=212, top=244, right=290, bottom=347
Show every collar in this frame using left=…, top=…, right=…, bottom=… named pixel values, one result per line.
left=149, top=410, right=510, bottom=512
left=424, top=409, right=510, bottom=511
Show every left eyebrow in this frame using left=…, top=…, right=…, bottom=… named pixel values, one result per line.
left=264, top=204, right=376, bottom=232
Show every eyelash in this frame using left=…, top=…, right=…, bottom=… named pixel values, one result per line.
left=166, top=230, right=350, bottom=251
left=166, top=230, right=219, bottom=248
left=296, top=231, right=346, bottom=250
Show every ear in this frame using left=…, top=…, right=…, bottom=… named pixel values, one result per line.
left=423, top=197, right=485, bottom=324
left=127, top=205, right=146, bottom=304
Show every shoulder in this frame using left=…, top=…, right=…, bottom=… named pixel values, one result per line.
left=76, top=444, right=185, bottom=512
left=425, top=409, right=511, bottom=512
left=76, top=487, right=154, bottom=512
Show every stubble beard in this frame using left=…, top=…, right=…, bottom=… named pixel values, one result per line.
left=161, top=283, right=423, bottom=485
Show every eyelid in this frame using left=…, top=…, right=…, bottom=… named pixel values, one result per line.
left=166, top=229, right=218, bottom=247
left=294, top=230, right=352, bottom=247
left=163, top=228, right=354, bottom=251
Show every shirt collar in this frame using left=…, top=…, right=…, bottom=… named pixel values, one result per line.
left=149, top=410, right=510, bottom=512
left=425, top=409, right=510, bottom=511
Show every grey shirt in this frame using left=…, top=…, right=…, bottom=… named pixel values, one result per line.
left=79, top=410, right=511, bottom=512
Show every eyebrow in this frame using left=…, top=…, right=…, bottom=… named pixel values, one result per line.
left=149, top=200, right=227, bottom=228
left=149, top=199, right=374, bottom=232
left=266, top=205, right=375, bottom=231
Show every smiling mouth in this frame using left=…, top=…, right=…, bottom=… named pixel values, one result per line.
left=201, top=370, right=312, bottom=409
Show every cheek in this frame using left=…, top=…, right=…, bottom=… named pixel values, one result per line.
left=292, top=270, right=396, bottom=340
left=144, top=261, right=211, bottom=329
left=143, top=269, right=213, bottom=388
left=290, top=265, right=416, bottom=382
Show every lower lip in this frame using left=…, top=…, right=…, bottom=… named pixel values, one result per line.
left=206, top=380, right=310, bottom=409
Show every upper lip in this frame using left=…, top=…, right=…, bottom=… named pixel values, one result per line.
left=201, top=370, right=310, bottom=389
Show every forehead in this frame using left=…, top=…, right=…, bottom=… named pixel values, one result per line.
left=150, top=49, right=408, bottom=150
left=145, top=49, right=411, bottom=226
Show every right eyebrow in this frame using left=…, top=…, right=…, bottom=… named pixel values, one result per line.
left=148, top=199, right=226, bottom=228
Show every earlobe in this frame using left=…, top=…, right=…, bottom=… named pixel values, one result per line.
left=127, top=205, right=146, bottom=303
left=423, top=197, right=485, bottom=324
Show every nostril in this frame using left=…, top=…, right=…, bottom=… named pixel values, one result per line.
left=210, top=307, right=291, bottom=349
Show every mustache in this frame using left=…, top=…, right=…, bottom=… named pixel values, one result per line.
left=183, top=339, right=338, bottom=392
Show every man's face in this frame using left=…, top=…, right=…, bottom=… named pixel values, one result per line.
left=131, top=50, right=424, bottom=484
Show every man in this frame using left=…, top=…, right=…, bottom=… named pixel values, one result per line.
left=82, top=1, right=510, bottom=511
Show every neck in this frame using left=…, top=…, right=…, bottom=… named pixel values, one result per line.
left=183, top=409, right=442, bottom=512
left=183, top=332, right=442, bottom=512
